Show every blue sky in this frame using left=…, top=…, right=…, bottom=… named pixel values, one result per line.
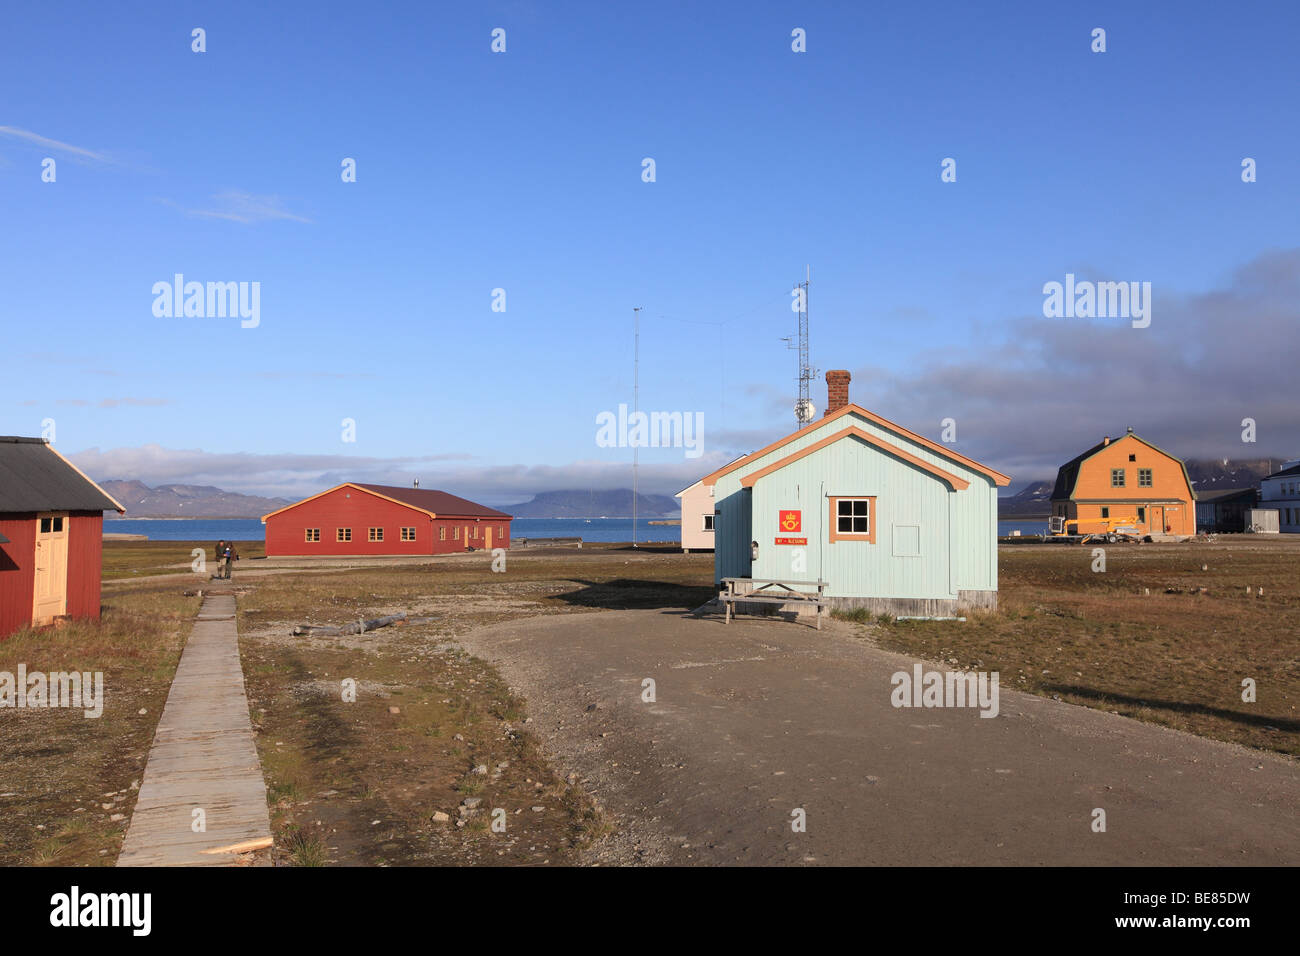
left=3, top=0, right=1298, bottom=503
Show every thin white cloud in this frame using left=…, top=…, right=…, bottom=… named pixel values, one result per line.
left=97, top=397, right=172, bottom=409
left=44, top=397, right=171, bottom=408
left=160, top=191, right=312, bottom=224
left=0, top=125, right=108, bottom=161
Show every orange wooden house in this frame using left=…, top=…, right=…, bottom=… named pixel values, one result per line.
left=1050, top=428, right=1196, bottom=535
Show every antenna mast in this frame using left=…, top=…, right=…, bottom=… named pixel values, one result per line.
left=787, top=265, right=815, bottom=427
left=632, top=306, right=641, bottom=548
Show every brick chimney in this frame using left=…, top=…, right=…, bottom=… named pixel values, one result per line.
left=824, top=370, right=851, bottom=417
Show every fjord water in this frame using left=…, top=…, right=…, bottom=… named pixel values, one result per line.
left=103, top=517, right=686, bottom=544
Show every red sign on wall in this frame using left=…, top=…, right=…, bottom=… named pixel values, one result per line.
left=775, top=537, right=807, bottom=546
left=778, top=510, right=802, bottom=533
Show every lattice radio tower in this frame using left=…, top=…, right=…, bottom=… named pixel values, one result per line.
left=784, top=266, right=816, bottom=427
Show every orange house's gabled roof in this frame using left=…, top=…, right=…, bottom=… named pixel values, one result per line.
left=739, top=426, right=971, bottom=490
left=1051, top=432, right=1197, bottom=502
left=701, top=404, right=1010, bottom=488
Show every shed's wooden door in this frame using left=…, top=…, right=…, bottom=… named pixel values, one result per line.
left=485, top=526, right=492, bottom=549
left=33, top=512, right=69, bottom=625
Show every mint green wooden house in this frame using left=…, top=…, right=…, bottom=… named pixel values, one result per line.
left=702, top=377, right=1010, bottom=616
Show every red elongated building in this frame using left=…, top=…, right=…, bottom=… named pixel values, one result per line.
left=262, top=483, right=511, bottom=557
left=0, top=436, right=126, bottom=637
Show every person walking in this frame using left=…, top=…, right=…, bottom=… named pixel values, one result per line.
left=221, top=541, right=239, bottom=580
left=214, top=540, right=227, bottom=579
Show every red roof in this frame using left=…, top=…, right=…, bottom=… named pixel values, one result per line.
left=352, top=484, right=512, bottom=519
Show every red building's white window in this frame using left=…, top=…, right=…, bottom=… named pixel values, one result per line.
left=400, top=527, right=416, bottom=541
left=337, top=528, right=352, bottom=542
left=369, top=527, right=384, bottom=542
left=304, top=528, right=321, bottom=542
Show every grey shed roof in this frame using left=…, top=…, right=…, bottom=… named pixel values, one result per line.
left=0, top=437, right=125, bottom=513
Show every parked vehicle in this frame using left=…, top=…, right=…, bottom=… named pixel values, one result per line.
left=1045, top=514, right=1144, bottom=544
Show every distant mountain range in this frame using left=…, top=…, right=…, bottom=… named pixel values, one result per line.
left=998, top=480, right=1054, bottom=517
left=1184, top=457, right=1287, bottom=493
left=101, top=480, right=290, bottom=519
left=97, top=480, right=679, bottom=519
left=97, top=459, right=1288, bottom=521
left=998, top=458, right=1287, bottom=516
left=508, top=489, right=679, bottom=519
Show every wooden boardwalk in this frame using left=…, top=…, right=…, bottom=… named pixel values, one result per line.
left=118, top=594, right=272, bottom=866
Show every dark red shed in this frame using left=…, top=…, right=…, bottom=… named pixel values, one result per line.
left=262, top=482, right=511, bottom=557
left=0, top=437, right=126, bottom=637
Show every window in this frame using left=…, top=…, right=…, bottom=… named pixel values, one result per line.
left=400, top=527, right=416, bottom=541
left=1129, top=453, right=1136, bottom=462
left=1137, top=507, right=1146, bottom=522
left=702, top=513, right=715, bottom=532
left=454, top=527, right=460, bottom=540
left=337, top=528, right=352, bottom=542
left=1138, top=468, right=1153, bottom=487
left=304, top=528, right=321, bottom=542
left=1111, top=468, right=1126, bottom=487
left=829, top=496, right=876, bottom=542
left=838, top=499, right=870, bottom=533
left=472, top=526, right=478, bottom=539
left=439, top=526, right=446, bottom=541
left=369, top=527, right=384, bottom=542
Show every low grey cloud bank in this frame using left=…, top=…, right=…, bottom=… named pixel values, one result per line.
left=847, top=249, right=1300, bottom=479
left=69, top=444, right=730, bottom=506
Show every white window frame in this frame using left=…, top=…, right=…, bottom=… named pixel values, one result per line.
left=833, top=497, right=872, bottom=538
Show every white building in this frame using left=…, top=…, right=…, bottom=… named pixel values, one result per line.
left=676, top=477, right=715, bottom=552
left=1259, top=459, right=1300, bottom=533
